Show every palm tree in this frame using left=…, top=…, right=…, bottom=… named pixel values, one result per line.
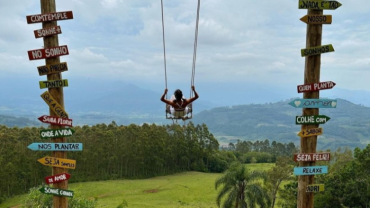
left=215, top=161, right=271, bottom=208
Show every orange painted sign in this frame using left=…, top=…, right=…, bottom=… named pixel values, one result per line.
left=300, top=15, right=332, bottom=24
left=40, top=91, right=69, bottom=118
left=37, top=156, right=76, bottom=169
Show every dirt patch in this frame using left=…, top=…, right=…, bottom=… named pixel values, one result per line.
left=144, top=189, right=159, bottom=193
left=10, top=205, right=21, bottom=208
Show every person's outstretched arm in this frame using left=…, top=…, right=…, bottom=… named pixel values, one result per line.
left=187, top=86, right=199, bottom=103
left=160, top=89, right=172, bottom=105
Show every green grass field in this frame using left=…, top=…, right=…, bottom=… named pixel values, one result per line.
left=0, top=163, right=277, bottom=208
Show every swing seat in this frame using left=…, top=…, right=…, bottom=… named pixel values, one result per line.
left=165, top=104, right=193, bottom=120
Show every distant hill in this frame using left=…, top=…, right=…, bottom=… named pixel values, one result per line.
left=0, top=114, right=40, bottom=127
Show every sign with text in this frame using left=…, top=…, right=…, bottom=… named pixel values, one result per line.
left=298, top=127, right=323, bottom=137
left=39, top=187, right=74, bottom=198
left=294, top=166, right=328, bottom=176
left=28, top=45, right=69, bottom=60
left=297, top=81, right=336, bottom=93
left=28, top=143, right=82, bottom=151
left=294, top=153, right=331, bottom=162
left=39, top=128, right=75, bottom=139
left=300, top=15, right=332, bottom=24
left=306, top=184, right=325, bottom=192
left=37, top=156, right=76, bottom=169
left=38, top=115, right=72, bottom=127
left=288, top=99, right=337, bottom=108
left=39, top=79, right=68, bottom=89
left=34, top=26, right=62, bottom=38
left=27, top=11, right=73, bottom=24
left=301, top=44, right=334, bottom=57
left=37, top=62, right=68, bottom=76
left=295, top=115, right=330, bottom=125
left=45, top=173, right=71, bottom=184
left=40, top=91, right=69, bottom=118
left=299, top=0, right=342, bottom=10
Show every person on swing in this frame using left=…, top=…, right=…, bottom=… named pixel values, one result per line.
left=160, top=86, right=199, bottom=120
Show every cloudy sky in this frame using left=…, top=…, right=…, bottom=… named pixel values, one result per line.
left=1, top=0, right=370, bottom=105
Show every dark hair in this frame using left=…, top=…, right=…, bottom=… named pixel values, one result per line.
left=174, top=89, right=183, bottom=101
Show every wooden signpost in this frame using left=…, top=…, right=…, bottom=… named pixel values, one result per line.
left=40, top=91, right=69, bottom=119
left=297, top=81, right=336, bottom=93
left=38, top=156, right=76, bottom=169
left=37, top=62, right=68, bottom=76
left=40, top=128, right=75, bottom=139
left=294, top=153, right=331, bottom=162
left=39, top=79, right=69, bottom=89
left=28, top=143, right=82, bottom=151
left=294, top=166, right=328, bottom=176
left=298, top=0, right=342, bottom=10
left=38, top=115, right=73, bottom=127
left=306, top=184, right=325, bottom=193
left=28, top=45, right=69, bottom=60
left=301, top=44, right=334, bottom=57
left=296, top=115, right=330, bottom=125
left=289, top=99, right=337, bottom=108
left=34, top=26, right=62, bottom=38
left=26, top=11, right=73, bottom=24
left=39, top=187, right=74, bottom=198
left=300, top=15, right=332, bottom=24
left=298, top=127, right=323, bottom=137
left=45, top=173, right=71, bottom=185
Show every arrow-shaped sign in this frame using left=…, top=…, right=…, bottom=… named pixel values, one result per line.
left=298, top=127, right=323, bottom=137
left=301, top=44, right=334, bottom=57
left=296, top=115, right=330, bottom=125
left=297, top=81, right=336, bottom=93
left=37, top=156, right=76, bottom=169
left=39, top=186, right=74, bottom=198
left=40, top=91, right=68, bottom=118
left=38, top=115, right=72, bottom=127
left=45, top=173, right=71, bottom=184
left=299, top=0, right=342, bottom=10
left=300, top=15, right=332, bottom=24
left=289, top=99, right=337, bottom=108
left=28, top=143, right=83, bottom=151
left=39, top=128, right=75, bottom=139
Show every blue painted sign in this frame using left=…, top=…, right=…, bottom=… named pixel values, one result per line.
left=288, top=99, right=337, bottom=108
left=28, top=143, right=83, bottom=151
left=294, top=166, right=328, bottom=176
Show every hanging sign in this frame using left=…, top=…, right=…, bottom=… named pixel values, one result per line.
left=26, top=11, right=74, bottom=24
left=28, top=45, right=69, bottom=60
left=28, top=143, right=82, bottom=151
left=37, top=156, right=76, bottom=169
left=300, top=15, right=332, bottom=24
left=37, top=62, right=68, bottom=76
left=45, top=173, right=71, bottom=184
left=39, top=79, right=68, bottom=89
left=295, top=115, right=330, bottom=125
left=39, top=128, right=75, bottom=139
left=293, top=152, right=331, bottom=162
left=38, top=115, right=72, bottom=127
left=297, top=81, right=336, bottom=93
left=306, top=184, right=325, bottom=192
left=294, top=166, right=328, bottom=176
left=39, top=187, right=74, bottom=198
left=40, top=91, right=69, bottom=118
left=298, top=0, right=342, bottom=10
left=298, top=127, right=323, bottom=137
left=288, top=99, right=337, bottom=108
left=34, top=26, right=62, bottom=38
left=301, top=44, right=334, bottom=57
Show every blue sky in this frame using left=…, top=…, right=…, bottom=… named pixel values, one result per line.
left=1, top=0, right=370, bottom=104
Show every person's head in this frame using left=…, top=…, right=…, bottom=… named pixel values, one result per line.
left=174, top=89, right=183, bottom=101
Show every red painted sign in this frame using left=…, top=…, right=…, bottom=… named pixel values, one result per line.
left=45, top=173, right=71, bottom=184
left=38, top=115, right=73, bottom=127
left=293, top=153, right=331, bottom=162
left=26, top=11, right=73, bottom=24
left=297, top=81, right=336, bottom=93
left=28, top=45, right=69, bottom=60
left=34, top=26, right=62, bottom=38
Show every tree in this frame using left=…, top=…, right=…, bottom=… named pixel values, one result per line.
left=215, top=161, right=271, bottom=208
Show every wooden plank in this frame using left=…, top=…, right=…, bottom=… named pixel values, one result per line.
left=26, top=11, right=73, bottom=24
left=39, top=79, right=68, bottom=89
left=295, top=115, right=330, bottom=125
left=28, top=143, right=82, bottom=151
left=293, top=153, right=331, bottom=162
left=39, top=128, right=75, bottom=139
left=306, top=184, right=325, bottom=192
left=37, top=156, right=76, bottom=169
left=294, top=166, right=328, bottom=176
left=45, top=173, right=71, bottom=184
left=300, top=15, right=332, bottom=24
left=38, top=115, right=72, bottom=127
left=37, top=62, right=68, bottom=76
left=298, top=127, right=323, bottom=137
left=40, top=91, right=69, bottom=118
left=28, top=45, right=69, bottom=60
left=299, top=0, right=342, bottom=10
left=301, top=44, right=334, bottom=57
left=34, top=26, right=62, bottom=38
left=288, top=99, right=337, bottom=108
left=39, top=187, right=74, bottom=198
left=297, top=81, right=336, bottom=93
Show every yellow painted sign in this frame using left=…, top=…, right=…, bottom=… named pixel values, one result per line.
left=37, top=156, right=76, bottom=169
left=298, top=127, right=323, bottom=137
left=306, top=184, right=325, bottom=192
left=39, top=79, right=68, bottom=89
left=300, top=15, right=332, bottom=24
left=299, top=0, right=342, bottom=10
left=301, top=44, right=334, bottom=57
left=37, top=62, right=68, bottom=76
left=40, top=91, right=69, bottom=118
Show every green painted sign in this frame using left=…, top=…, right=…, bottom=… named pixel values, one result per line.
left=296, top=115, right=330, bottom=125
left=39, top=187, right=74, bottom=198
left=39, top=128, right=75, bottom=139
left=301, top=44, right=334, bottom=57
left=39, top=79, right=68, bottom=89
left=299, top=0, right=342, bottom=10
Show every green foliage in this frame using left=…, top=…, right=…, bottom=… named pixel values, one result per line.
left=116, top=199, right=128, bottom=208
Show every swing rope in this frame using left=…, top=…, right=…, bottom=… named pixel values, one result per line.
left=161, top=0, right=168, bottom=99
